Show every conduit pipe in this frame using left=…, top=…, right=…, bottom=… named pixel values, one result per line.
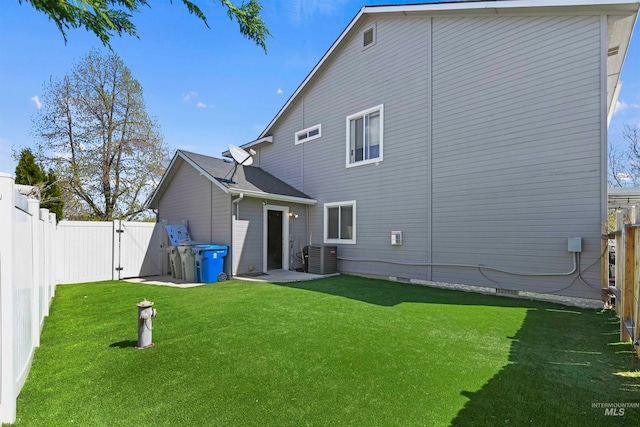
left=337, top=251, right=578, bottom=277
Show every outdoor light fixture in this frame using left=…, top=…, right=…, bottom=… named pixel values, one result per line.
left=288, top=212, right=299, bottom=218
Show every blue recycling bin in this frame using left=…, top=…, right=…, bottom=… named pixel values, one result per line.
left=195, top=245, right=228, bottom=283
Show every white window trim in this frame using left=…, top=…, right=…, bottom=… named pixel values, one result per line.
left=345, top=104, right=384, bottom=169
left=362, top=23, right=377, bottom=50
left=295, top=124, right=322, bottom=145
left=324, top=200, right=356, bottom=245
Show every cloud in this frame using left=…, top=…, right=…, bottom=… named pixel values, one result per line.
left=276, top=88, right=283, bottom=95
left=614, top=100, right=628, bottom=115
left=632, top=104, right=640, bottom=109
left=617, top=172, right=633, bottom=182
left=182, top=91, right=198, bottom=102
left=30, top=95, right=42, bottom=109
left=196, top=102, right=207, bottom=108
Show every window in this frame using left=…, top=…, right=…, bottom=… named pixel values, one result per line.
left=295, top=124, right=321, bottom=144
left=346, top=104, right=383, bottom=167
left=324, top=201, right=356, bottom=244
left=362, top=24, right=376, bottom=49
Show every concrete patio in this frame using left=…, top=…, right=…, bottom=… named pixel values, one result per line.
left=125, top=269, right=339, bottom=288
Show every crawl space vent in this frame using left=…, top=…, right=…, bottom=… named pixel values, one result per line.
left=496, top=288, right=520, bottom=297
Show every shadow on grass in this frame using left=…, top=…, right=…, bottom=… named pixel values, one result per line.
left=450, top=308, right=640, bottom=426
left=109, top=340, right=137, bottom=349
left=279, top=274, right=540, bottom=308
left=278, top=275, right=640, bottom=425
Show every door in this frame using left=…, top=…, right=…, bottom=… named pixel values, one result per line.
left=263, top=204, right=289, bottom=272
left=267, top=210, right=283, bottom=270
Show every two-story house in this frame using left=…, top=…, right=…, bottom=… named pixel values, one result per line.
left=148, top=0, right=639, bottom=305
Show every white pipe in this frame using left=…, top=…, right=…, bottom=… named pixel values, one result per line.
left=337, top=252, right=578, bottom=277
left=232, top=193, right=244, bottom=218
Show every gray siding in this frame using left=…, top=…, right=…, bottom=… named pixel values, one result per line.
left=157, top=160, right=232, bottom=272
left=430, top=15, right=602, bottom=298
left=232, top=198, right=310, bottom=274
left=255, top=13, right=605, bottom=299
left=266, top=15, right=432, bottom=268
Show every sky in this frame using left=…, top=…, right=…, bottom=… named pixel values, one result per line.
left=0, top=0, right=639, bottom=175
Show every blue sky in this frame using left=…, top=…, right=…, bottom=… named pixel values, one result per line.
left=0, top=0, right=638, bottom=175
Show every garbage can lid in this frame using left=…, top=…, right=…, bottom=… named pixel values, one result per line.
left=137, top=299, right=154, bottom=308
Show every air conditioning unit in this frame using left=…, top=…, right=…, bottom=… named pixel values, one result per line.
left=308, top=245, right=337, bottom=274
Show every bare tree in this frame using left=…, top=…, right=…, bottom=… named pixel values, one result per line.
left=608, top=124, right=640, bottom=188
left=33, top=50, right=168, bottom=221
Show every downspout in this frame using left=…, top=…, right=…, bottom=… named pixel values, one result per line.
left=231, top=193, right=244, bottom=277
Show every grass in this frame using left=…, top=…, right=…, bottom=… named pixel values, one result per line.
left=13, top=275, right=640, bottom=426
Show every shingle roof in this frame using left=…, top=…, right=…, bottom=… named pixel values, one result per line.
left=178, top=150, right=313, bottom=200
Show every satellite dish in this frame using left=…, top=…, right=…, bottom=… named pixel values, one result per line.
left=228, top=144, right=254, bottom=166
left=222, top=144, right=256, bottom=184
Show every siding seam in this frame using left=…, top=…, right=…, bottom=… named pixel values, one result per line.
left=427, top=17, right=433, bottom=281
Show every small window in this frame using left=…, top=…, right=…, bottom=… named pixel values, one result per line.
left=295, top=124, right=321, bottom=145
left=346, top=104, right=383, bottom=168
left=324, top=201, right=356, bottom=244
left=363, top=24, right=376, bottom=49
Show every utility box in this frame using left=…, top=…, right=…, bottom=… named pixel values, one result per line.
left=391, top=231, right=402, bottom=246
left=568, top=237, right=582, bottom=253
left=308, top=245, right=337, bottom=274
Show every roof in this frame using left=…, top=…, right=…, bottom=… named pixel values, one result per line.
left=609, top=187, right=640, bottom=210
left=247, top=0, right=638, bottom=148
left=147, top=150, right=316, bottom=208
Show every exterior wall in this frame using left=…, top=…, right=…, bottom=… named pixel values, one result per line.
left=232, top=198, right=309, bottom=275
left=266, top=14, right=432, bottom=275
left=255, top=13, right=605, bottom=299
left=429, top=14, right=603, bottom=298
left=157, top=161, right=232, bottom=272
left=158, top=160, right=231, bottom=245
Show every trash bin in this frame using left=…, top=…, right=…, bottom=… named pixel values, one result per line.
left=164, top=223, right=204, bottom=280
left=169, top=246, right=183, bottom=279
left=178, top=245, right=196, bottom=282
left=195, top=245, right=228, bottom=283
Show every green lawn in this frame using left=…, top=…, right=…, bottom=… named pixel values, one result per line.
left=13, top=276, right=640, bottom=426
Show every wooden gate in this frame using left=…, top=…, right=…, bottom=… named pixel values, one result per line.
left=610, top=206, right=640, bottom=357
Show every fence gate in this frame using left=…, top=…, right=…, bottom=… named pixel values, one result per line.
left=114, top=221, right=164, bottom=279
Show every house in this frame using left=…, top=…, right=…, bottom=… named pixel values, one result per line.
left=148, top=0, right=639, bottom=305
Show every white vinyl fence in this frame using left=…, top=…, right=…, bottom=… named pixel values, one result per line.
left=0, top=173, right=164, bottom=423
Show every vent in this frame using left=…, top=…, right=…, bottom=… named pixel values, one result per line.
left=608, top=46, right=620, bottom=57
left=363, top=27, right=375, bottom=48
left=496, top=288, right=520, bottom=297
left=308, top=245, right=337, bottom=274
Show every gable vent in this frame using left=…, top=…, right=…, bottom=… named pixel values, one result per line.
left=363, top=27, right=375, bottom=48
left=608, top=46, right=620, bottom=57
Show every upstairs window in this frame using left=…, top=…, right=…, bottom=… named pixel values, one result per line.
left=346, top=104, right=383, bottom=167
left=324, top=201, right=356, bottom=244
left=295, top=124, right=321, bottom=145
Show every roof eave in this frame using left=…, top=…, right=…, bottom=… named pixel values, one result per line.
left=222, top=136, right=273, bottom=158
left=228, top=188, right=317, bottom=205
